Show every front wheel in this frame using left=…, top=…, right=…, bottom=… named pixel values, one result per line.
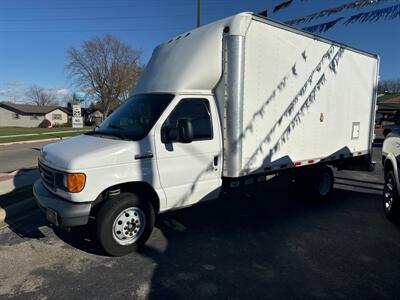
left=96, top=192, right=155, bottom=256
left=383, top=171, right=400, bottom=223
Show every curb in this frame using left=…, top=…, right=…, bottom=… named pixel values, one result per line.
left=0, top=171, right=18, bottom=182
left=0, top=129, right=90, bottom=138
left=0, top=197, right=37, bottom=229
left=0, top=167, right=38, bottom=177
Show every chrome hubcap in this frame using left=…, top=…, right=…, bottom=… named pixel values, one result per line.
left=112, top=207, right=146, bottom=245
left=384, top=177, right=394, bottom=212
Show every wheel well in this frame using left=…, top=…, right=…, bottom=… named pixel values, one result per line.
left=96, top=182, right=161, bottom=214
left=384, top=159, right=394, bottom=176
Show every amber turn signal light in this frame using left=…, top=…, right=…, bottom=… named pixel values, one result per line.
left=67, top=173, right=86, bottom=193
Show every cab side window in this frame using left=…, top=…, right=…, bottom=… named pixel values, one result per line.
left=164, top=98, right=213, bottom=141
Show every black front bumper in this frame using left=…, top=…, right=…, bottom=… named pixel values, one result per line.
left=33, top=180, right=92, bottom=227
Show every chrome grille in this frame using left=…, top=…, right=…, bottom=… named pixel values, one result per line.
left=39, top=162, right=56, bottom=190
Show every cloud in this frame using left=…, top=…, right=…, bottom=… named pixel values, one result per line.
left=0, top=81, right=26, bottom=102
left=5, top=80, right=25, bottom=87
left=0, top=81, right=70, bottom=105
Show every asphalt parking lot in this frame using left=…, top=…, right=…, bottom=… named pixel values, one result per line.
left=0, top=141, right=49, bottom=173
left=1, top=146, right=400, bottom=299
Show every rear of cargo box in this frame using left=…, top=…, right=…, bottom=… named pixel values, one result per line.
left=234, top=17, right=378, bottom=177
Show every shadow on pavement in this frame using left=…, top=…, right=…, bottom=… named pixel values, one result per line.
left=143, top=175, right=398, bottom=299
left=5, top=168, right=400, bottom=298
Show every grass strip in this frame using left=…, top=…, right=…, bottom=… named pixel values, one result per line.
left=0, top=126, right=93, bottom=136
left=0, top=131, right=89, bottom=144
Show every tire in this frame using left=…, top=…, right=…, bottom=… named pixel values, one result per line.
left=298, top=165, right=334, bottom=201
left=96, top=192, right=155, bottom=256
left=383, top=171, right=400, bottom=223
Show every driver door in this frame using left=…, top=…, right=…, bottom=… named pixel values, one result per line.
left=154, top=96, right=222, bottom=209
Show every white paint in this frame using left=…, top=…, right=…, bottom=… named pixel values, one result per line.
left=153, top=94, right=222, bottom=209
left=72, top=117, right=83, bottom=128
left=134, top=13, right=252, bottom=95
left=38, top=12, right=378, bottom=218
left=239, top=18, right=377, bottom=175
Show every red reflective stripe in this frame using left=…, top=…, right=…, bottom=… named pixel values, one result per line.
left=358, top=151, right=362, bottom=155
left=294, top=161, right=302, bottom=166
left=307, top=160, right=314, bottom=164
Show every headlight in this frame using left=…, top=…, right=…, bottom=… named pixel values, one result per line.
left=57, top=173, right=86, bottom=193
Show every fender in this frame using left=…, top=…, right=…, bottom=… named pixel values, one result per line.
left=384, top=152, right=400, bottom=195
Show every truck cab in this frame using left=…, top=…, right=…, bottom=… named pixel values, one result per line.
left=34, top=92, right=223, bottom=255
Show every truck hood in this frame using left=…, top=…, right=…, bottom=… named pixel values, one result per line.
left=40, top=134, right=151, bottom=170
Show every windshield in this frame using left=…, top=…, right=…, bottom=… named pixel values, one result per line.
left=92, top=93, right=174, bottom=141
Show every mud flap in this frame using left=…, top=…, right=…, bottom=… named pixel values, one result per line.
left=335, top=154, right=375, bottom=172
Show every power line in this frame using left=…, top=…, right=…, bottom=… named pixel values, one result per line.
left=0, top=1, right=234, bottom=10
left=0, top=27, right=187, bottom=33
left=197, top=0, right=201, bottom=27
left=0, top=14, right=207, bottom=22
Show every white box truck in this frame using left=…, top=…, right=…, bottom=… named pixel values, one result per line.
left=34, top=12, right=379, bottom=256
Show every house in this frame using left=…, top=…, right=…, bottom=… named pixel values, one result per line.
left=0, top=102, right=69, bottom=127
left=82, top=108, right=103, bottom=126
left=376, top=93, right=400, bottom=127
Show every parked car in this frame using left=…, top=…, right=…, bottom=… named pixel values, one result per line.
left=382, top=133, right=400, bottom=222
left=383, top=122, right=400, bottom=138
left=33, top=12, right=379, bottom=256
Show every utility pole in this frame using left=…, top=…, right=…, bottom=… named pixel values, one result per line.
left=197, top=0, right=201, bottom=27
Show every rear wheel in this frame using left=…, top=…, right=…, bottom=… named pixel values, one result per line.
left=96, top=192, right=155, bottom=256
left=383, top=171, right=400, bottom=223
left=296, top=165, right=334, bottom=201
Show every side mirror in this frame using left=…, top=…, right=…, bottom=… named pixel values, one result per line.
left=161, top=126, right=177, bottom=144
left=177, top=119, right=193, bottom=143
left=161, top=118, right=193, bottom=144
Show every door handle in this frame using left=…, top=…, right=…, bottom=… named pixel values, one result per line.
left=213, top=156, right=218, bottom=166
left=134, top=151, right=153, bottom=160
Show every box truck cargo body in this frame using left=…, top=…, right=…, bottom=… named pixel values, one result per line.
left=34, top=12, right=379, bottom=256
left=137, top=12, right=378, bottom=178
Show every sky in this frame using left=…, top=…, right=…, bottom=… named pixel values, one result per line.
left=0, top=0, right=399, bottom=103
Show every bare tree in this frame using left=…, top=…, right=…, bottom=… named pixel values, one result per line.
left=62, top=92, right=82, bottom=106
left=25, top=85, right=57, bottom=106
left=66, top=34, right=143, bottom=118
left=378, top=79, right=400, bottom=94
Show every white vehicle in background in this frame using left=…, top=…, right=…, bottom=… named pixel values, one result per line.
left=34, top=12, right=379, bottom=256
left=382, top=133, right=400, bottom=222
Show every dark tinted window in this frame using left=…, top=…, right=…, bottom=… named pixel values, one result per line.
left=93, top=93, right=174, bottom=141
left=164, top=98, right=212, bottom=141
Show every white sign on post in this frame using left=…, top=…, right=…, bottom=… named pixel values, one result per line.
left=72, top=104, right=83, bottom=128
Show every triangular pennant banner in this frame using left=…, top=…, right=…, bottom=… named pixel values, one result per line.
left=301, top=3, right=400, bottom=33
left=302, top=17, right=344, bottom=33
left=274, top=0, right=294, bottom=13
left=344, top=3, right=400, bottom=24
left=286, top=0, right=392, bottom=25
